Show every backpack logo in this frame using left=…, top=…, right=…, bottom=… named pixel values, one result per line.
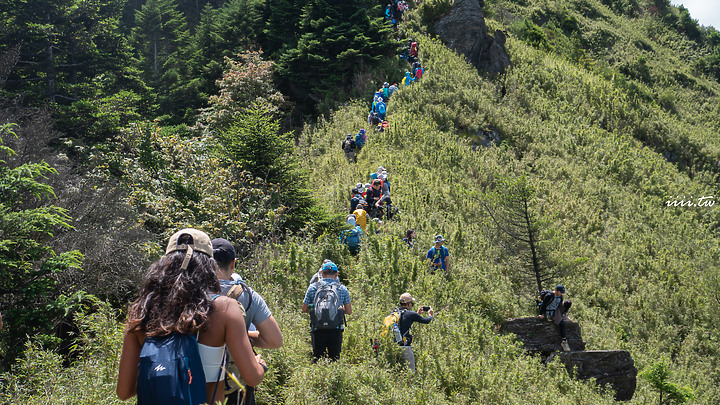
left=153, top=364, right=166, bottom=373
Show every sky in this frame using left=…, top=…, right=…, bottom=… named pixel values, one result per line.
left=672, top=1, right=720, bottom=29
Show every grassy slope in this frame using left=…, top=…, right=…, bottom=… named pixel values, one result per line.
left=257, top=0, right=720, bottom=402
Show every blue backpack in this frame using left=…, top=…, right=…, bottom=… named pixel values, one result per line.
left=355, top=133, right=365, bottom=147
left=136, top=333, right=207, bottom=405
left=343, top=226, right=361, bottom=248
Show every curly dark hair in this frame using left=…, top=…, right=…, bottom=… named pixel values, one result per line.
left=127, top=246, right=221, bottom=337
left=405, top=228, right=415, bottom=239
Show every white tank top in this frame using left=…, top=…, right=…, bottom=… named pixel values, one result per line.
left=196, top=334, right=226, bottom=382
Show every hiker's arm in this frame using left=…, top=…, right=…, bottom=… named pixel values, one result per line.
left=302, top=303, right=310, bottom=313
left=116, top=328, right=141, bottom=400
left=252, top=316, right=283, bottom=349
left=225, top=300, right=266, bottom=387
left=343, top=302, right=352, bottom=316
left=445, top=256, right=451, bottom=271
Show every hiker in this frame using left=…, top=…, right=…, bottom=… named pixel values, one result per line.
left=426, top=234, right=450, bottom=275
left=353, top=199, right=369, bottom=232
left=350, top=188, right=362, bottom=213
left=340, top=215, right=363, bottom=255
left=341, top=134, right=356, bottom=163
left=368, top=111, right=381, bottom=126
left=414, top=63, right=424, bottom=80
left=355, top=129, right=366, bottom=152
left=302, top=262, right=352, bottom=361
left=409, top=40, right=418, bottom=58
left=402, top=71, right=415, bottom=87
left=370, top=166, right=384, bottom=181
left=388, top=83, right=398, bottom=96
left=212, top=238, right=282, bottom=349
left=538, top=285, right=572, bottom=352
left=310, top=259, right=332, bottom=284
left=379, top=170, right=390, bottom=195
left=117, top=229, right=266, bottom=405
left=373, top=195, right=394, bottom=219
left=402, top=229, right=416, bottom=248
left=362, top=183, right=371, bottom=199
left=382, top=83, right=390, bottom=100
left=365, top=179, right=384, bottom=210
left=378, top=120, right=389, bottom=132
left=395, top=293, right=433, bottom=371
left=377, top=100, right=387, bottom=120
left=212, top=238, right=281, bottom=405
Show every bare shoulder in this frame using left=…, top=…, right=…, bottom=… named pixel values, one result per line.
left=213, top=295, right=238, bottom=311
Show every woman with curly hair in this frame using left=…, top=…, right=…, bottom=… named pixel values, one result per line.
left=117, top=229, right=266, bottom=404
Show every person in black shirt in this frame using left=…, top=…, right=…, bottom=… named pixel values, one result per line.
left=396, top=292, right=433, bottom=371
left=365, top=179, right=383, bottom=214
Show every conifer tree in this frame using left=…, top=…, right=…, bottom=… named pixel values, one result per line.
left=0, top=0, right=129, bottom=104
left=130, top=0, right=194, bottom=120
left=275, top=0, right=395, bottom=109
left=483, top=176, right=559, bottom=294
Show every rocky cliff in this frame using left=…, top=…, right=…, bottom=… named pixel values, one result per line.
left=434, top=0, right=510, bottom=74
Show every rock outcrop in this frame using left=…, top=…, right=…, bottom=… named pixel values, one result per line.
left=555, top=350, right=637, bottom=401
left=434, top=0, right=510, bottom=74
left=499, top=317, right=585, bottom=353
left=500, top=317, right=636, bottom=401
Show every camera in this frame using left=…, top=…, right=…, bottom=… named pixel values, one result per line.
left=421, top=306, right=431, bottom=312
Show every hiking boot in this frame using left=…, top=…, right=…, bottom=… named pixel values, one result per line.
left=561, top=340, right=570, bottom=352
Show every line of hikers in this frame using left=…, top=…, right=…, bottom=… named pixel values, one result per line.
left=115, top=225, right=573, bottom=404
left=339, top=166, right=400, bottom=254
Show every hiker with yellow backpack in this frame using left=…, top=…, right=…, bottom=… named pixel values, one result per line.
left=382, top=293, right=433, bottom=371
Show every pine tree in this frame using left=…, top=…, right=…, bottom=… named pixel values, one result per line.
left=0, top=0, right=130, bottom=104
left=275, top=0, right=395, bottom=110
left=130, top=0, right=194, bottom=120
left=482, top=176, right=560, bottom=294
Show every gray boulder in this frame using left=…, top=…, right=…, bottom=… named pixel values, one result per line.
left=499, top=317, right=636, bottom=400
left=499, top=317, right=586, bottom=353
left=434, top=0, right=510, bottom=74
left=555, top=350, right=637, bottom=401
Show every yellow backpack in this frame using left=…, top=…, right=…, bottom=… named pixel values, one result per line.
left=381, top=308, right=405, bottom=344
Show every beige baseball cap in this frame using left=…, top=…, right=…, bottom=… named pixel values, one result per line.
left=399, top=292, right=415, bottom=304
left=165, top=229, right=214, bottom=269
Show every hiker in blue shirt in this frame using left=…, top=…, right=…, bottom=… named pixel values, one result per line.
left=340, top=215, right=363, bottom=255
left=355, top=129, right=366, bottom=152
left=426, top=234, right=450, bottom=275
left=377, top=100, right=387, bottom=120
left=302, top=262, right=352, bottom=361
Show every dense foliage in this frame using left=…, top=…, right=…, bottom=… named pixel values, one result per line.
left=2, top=0, right=720, bottom=403
left=0, top=124, right=83, bottom=366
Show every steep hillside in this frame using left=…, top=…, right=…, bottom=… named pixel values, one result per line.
left=2, top=0, right=719, bottom=403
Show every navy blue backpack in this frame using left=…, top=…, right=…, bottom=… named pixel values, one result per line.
left=136, top=333, right=207, bottom=405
